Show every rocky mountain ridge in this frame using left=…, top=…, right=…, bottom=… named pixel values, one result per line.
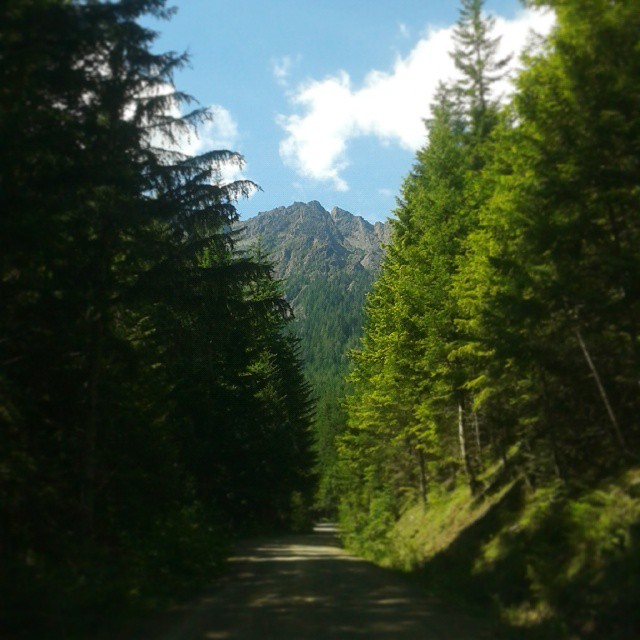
left=238, top=201, right=391, bottom=498
left=240, top=200, right=390, bottom=286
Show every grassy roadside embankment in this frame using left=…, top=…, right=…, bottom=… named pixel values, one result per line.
left=340, top=468, right=640, bottom=639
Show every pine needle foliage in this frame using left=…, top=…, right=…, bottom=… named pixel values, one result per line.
left=0, top=1, right=314, bottom=634
left=339, top=4, right=640, bottom=632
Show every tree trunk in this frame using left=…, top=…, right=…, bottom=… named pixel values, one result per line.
left=472, top=410, right=482, bottom=467
left=84, top=315, right=103, bottom=536
left=538, top=366, right=564, bottom=480
left=458, top=401, right=477, bottom=493
left=575, top=325, right=626, bottom=451
left=417, top=449, right=427, bottom=506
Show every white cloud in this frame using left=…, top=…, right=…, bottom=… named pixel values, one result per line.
left=278, top=8, right=555, bottom=191
left=271, top=55, right=300, bottom=88
left=126, top=83, right=249, bottom=192
left=194, top=107, right=248, bottom=187
left=277, top=71, right=353, bottom=191
left=184, top=105, right=240, bottom=154
left=139, top=87, right=239, bottom=154
left=398, top=22, right=410, bottom=39
left=272, top=56, right=292, bottom=87
left=378, top=188, right=394, bottom=198
left=149, top=99, right=246, bottom=186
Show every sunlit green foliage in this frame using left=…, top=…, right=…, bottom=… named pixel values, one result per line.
left=339, top=0, right=640, bottom=634
left=339, top=0, right=505, bottom=523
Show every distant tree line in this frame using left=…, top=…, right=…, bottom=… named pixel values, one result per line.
left=339, top=0, right=640, bottom=536
left=283, top=268, right=375, bottom=511
left=0, top=0, right=313, bottom=633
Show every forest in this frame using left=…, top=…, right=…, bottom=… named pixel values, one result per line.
left=335, top=0, right=640, bottom=636
left=1, top=0, right=313, bottom=635
left=240, top=202, right=387, bottom=513
left=3, top=0, right=640, bottom=638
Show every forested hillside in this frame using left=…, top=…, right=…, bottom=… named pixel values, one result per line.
left=240, top=201, right=390, bottom=509
left=338, top=0, right=640, bottom=637
left=0, top=1, right=312, bottom=635
left=4, top=0, right=640, bottom=637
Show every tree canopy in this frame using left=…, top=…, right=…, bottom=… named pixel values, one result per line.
left=0, top=1, right=313, bottom=633
left=338, top=0, right=640, bottom=551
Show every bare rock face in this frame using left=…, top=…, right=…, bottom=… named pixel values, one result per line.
left=237, top=201, right=390, bottom=408
left=239, top=201, right=389, bottom=284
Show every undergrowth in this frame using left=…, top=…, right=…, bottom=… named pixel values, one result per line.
left=1, top=504, right=230, bottom=640
left=339, top=468, right=640, bottom=639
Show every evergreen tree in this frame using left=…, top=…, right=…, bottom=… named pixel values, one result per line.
left=456, top=0, right=640, bottom=476
left=339, top=0, right=516, bottom=539
left=451, top=0, right=511, bottom=144
left=1, top=1, right=314, bottom=632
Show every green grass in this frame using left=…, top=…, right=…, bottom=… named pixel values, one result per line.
left=342, top=468, right=640, bottom=639
left=386, top=480, right=516, bottom=571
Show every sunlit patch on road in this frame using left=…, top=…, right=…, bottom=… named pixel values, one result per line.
left=129, top=527, right=497, bottom=640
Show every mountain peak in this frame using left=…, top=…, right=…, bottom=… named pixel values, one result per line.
left=238, top=202, right=389, bottom=448
left=241, top=202, right=388, bottom=283
left=286, top=200, right=326, bottom=214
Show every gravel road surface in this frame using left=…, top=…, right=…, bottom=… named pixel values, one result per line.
left=119, top=524, right=498, bottom=640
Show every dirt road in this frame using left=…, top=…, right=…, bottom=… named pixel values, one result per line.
left=121, top=524, right=498, bottom=640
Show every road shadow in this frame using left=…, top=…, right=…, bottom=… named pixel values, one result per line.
left=110, top=524, right=503, bottom=640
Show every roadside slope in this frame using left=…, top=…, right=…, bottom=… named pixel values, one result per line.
left=341, top=469, right=640, bottom=639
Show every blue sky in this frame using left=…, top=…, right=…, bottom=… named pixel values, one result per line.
left=144, top=1, right=553, bottom=223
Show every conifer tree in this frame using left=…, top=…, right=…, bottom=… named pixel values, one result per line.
left=456, top=0, right=640, bottom=475
left=339, top=0, right=515, bottom=536
left=1, top=1, right=314, bottom=630
left=451, top=0, right=510, bottom=144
